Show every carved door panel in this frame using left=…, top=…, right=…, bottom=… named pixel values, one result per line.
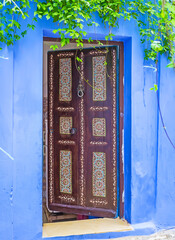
left=48, top=47, right=120, bottom=218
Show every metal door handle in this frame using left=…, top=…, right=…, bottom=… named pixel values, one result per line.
left=77, top=83, right=84, bottom=98
left=77, top=89, right=84, bottom=97
left=70, top=128, right=77, bottom=135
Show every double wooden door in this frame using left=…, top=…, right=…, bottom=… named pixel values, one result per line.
left=48, top=46, right=121, bottom=217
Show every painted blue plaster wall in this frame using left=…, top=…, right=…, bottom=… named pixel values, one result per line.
left=0, top=46, right=14, bottom=240
left=0, top=5, right=175, bottom=240
left=155, top=55, right=175, bottom=229
left=12, top=25, right=43, bottom=240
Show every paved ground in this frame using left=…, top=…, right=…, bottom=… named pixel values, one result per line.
left=112, top=228, right=175, bottom=240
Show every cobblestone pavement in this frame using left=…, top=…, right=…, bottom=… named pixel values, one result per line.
left=111, top=229, right=175, bottom=240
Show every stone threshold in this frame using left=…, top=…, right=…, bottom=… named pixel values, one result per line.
left=43, top=217, right=133, bottom=238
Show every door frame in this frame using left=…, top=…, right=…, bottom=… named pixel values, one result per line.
left=43, top=38, right=124, bottom=218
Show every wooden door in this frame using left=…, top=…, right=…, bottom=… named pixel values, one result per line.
left=48, top=46, right=120, bottom=218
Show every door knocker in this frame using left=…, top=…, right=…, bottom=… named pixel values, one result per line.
left=77, top=83, right=84, bottom=98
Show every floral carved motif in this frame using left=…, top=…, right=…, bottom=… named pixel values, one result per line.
left=48, top=54, right=54, bottom=204
left=89, top=50, right=108, bottom=55
left=93, top=56, right=106, bottom=101
left=57, top=107, right=74, bottom=112
left=90, top=199, right=108, bottom=205
left=90, top=141, right=108, bottom=145
left=60, top=117, right=72, bottom=135
left=93, top=152, right=106, bottom=197
left=79, top=52, right=85, bottom=206
left=57, top=52, right=74, bottom=58
left=112, top=49, right=117, bottom=207
left=90, top=106, right=108, bottom=111
left=92, top=118, right=106, bottom=137
left=59, top=58, right=72, bottom=102
left=58, top=195, right=75, bottom=202
left=58, top=140, right=75, bottom=145
left=60, top=150, right=72, bottom=194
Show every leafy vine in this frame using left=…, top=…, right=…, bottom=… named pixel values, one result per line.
left=34, top=0, right=175, bottom=67
left=0, top=0, right=175, bottom=67
left=0, top=0, right=36, bottom=50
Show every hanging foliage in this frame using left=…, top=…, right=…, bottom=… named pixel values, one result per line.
left=0, top=0, right=175, bottom=67
left=0, top=0, right=37, bottom=50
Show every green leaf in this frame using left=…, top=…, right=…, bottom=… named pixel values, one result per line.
left=53, top=29, right=58, bottom=34
left=32, top=17, right=38, bottom=22
left=21, top=30, right=27, bottom=37
left=167, top=61, right=175, bottom=68
left=50, top=45, right=59, bottom=50
left=151, top=41, right=163, bottom=52
left=154, top=84, right=158, bottom=92
left=97, top=40, right=103, bottom=46
left=88, top=37, right=93, bottom=43
left=150, top=84, right=158, bottom=92
left=76, top=57, right=82, bottom=62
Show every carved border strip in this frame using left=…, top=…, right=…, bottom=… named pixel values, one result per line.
left=57, top=52, right=74, bottom=58
left=48, top=54, right=54, bottom=204
left=79, top=52, right=85, bottom=206
left=90, top=141, right=108, bottom=146
left=57, top=107, right=75, bottom=112
left=112, top=49, right=117, bottom=207
left=90, top=199, right=108, bottom=205
left=58, top=140, right=75, bottom=145
left=90, top=106, right=108, bottom=111
left=58, top=195, right=76, bottom=203
left=89, top=50, right=108, bottom=55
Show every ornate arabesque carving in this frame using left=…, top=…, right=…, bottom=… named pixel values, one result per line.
left=79, top=52, right=85, bottom=206
left=93, top=56, right=106, bottom=101
left=48, top=54, right=54, bottom=204
left=58, top=195, right=75, bottom=202
left=48, top=48, right=118, bottom=211
left=60, top=117, right=72, bottom=135
left=60, top=150, right=72, bottom=194
left=59, top=58, right=72, bottom=101
left=57, top=107, right=74, bottom=112
left=92, top=118, right=106, bottom=137
left=90, top=141, right=108, bottom=146
left=57, top=52, right=74, bottom=58
left=90, top=199, right=108, bottom=205
left=92, top=152, right=106, bottom=197
left=112, top=49, right=117, bottom=207
left=58, top=140, right=75, bottom=145
left=90, top=106, right=108, bottom=111
left=89, top=50, right=108, bottom=55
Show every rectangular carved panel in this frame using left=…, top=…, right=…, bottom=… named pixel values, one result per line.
left=60, top=150, right=72, bottom=194
left=92, top=118, right=106, bottom=137
left=59, top=58, right=72, bottom=101
left=93, top=56, right=106, bottom=101
left=60, top=117, right=72, bottom=135
left=93, top=152, right=106, bottom=197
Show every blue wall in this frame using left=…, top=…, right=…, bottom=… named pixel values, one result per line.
left=0, top=6, right=175, bottom=240
left=0, top=46, right=14, bottom=240
left=155, top=55, right=175, bottom=228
